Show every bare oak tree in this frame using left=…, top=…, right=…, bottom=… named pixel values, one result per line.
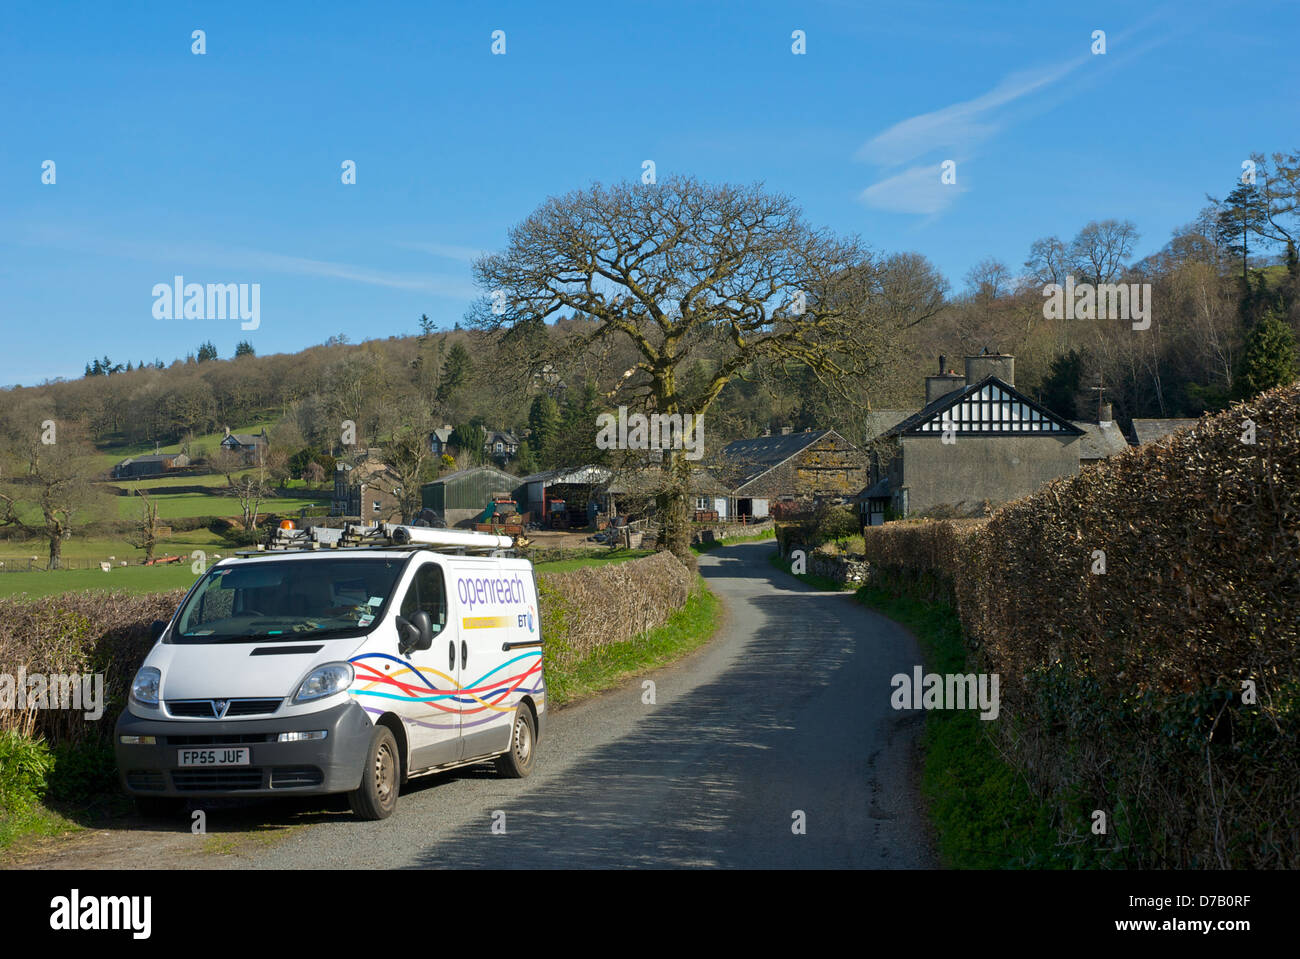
left=467, top=176, right=886, bottom=558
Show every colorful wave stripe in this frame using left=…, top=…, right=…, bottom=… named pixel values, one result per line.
left=348, top=650, right=544, bottom=731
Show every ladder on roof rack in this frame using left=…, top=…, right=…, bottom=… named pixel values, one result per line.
left=251, top=522, right=516, bottom=556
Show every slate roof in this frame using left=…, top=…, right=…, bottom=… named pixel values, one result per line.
left=857, top=477, right=893, bottom=500
left=222, top=432, right=266, bottom=447
left=115, top=454, right=177, bottom=466
left=1071, top=421, right=1131, bottom=460
left=1129, top=418, right=1199, bottom=447
left=718, top=429, right=836, bottom=489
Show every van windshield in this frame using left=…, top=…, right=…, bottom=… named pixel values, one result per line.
left=171, top=558, right=406, bottom=643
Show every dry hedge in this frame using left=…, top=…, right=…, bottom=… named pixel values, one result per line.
left=0, top=552, right=696, bottom=749
left=0, top=590, right=186, bottom=747
left=537, top=550, right=694, bottom=666
left=860, top=382, right=1300, bottom=868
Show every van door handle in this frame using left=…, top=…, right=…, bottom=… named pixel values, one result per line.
left=461, top=640, right=468, bottom=667
left=448, top=640, right=456, bottom=670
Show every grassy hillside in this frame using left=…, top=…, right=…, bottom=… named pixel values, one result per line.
left=90, top=420, right=279, bottom=473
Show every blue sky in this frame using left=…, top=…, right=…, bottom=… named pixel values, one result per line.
left=2, top=0, right=1296, bottom=387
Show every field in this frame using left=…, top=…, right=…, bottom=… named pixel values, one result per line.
left=0, top=564, right=202, bottom=600
left=114, top=490, right=323, bottom=520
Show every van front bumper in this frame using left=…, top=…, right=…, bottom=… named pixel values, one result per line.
left=115, top=700, right=373, bottom=799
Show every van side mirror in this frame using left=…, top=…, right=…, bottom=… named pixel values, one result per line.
left=150, top=620, right=167, bottom=642
left=397, top=611, right=434, bottom=654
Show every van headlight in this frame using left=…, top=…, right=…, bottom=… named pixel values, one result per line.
left=293, top=662, right=355, bottom=704
left=131, top=667, right=162, bottom=706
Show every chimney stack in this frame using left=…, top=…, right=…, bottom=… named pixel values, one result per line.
left=964, top=353, right=1015, bottom=387
left=925, top=354, right=966, bottom=404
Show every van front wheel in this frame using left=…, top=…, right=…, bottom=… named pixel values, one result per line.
left=348, top=725, right=400, bottom=820
left=495, top=706, right=536, bottom=779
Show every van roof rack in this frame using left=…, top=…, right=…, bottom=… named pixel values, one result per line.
left=234, top=522, right=516, bottom=558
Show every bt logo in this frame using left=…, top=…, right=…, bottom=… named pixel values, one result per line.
left=515, top=607, right=537, bottom=633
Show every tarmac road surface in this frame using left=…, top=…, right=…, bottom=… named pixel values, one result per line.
left=230, top=539, right=936, bottom=869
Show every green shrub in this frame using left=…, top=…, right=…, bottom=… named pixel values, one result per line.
left=0, top=732, right=54, bottom=812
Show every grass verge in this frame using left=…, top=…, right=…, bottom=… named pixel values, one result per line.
left=854, top=583, right=1058, bottom=868
left=0, top=805, right=83, bottom=854
left=544, top=575, right=720, bottom=707
left=533, top=548, right=653, bottom=574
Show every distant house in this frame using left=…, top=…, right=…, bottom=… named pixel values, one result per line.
left=605, top=466, right=733, bottom=521
left=219, top=427, right=269, bottom=464
left=1129, top=418, right=1199, bottom=447
left=428, top=425, right=454, bottom=457
left=112, top=452, right=190, bottom=479
left=483, top=430, right=520, bottom=464
left=718, top=428, right=867, bottom=519
left=856, top=353, right=1087, bottom=525
left=332, top=457, right=402, bottom=523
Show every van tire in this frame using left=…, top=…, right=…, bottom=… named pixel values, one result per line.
left=134, top=796, right=184, bottom=819
left=349, top=725, right=400, bottom=820
left=495, top=705, right=536, bottom=779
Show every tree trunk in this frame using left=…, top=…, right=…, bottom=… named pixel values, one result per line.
left=48, top=534, right=62, bottom=570
left=656, top=451, right=693, bottom=563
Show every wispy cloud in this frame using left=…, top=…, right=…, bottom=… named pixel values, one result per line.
left=855, top=60, right=1085, bottom=168
left=15, top=224, right=477, bottom=297
left=859, top=163, right=968, bottom=215
left=855, top=10, right=1176, bottom=216
left=395, top=240, right=489, bottom=263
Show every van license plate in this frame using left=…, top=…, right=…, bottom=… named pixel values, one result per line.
left=177, top=748, right=250, bottom=767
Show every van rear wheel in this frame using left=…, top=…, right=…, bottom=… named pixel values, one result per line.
left=348, top=725, right=400, bottom=820
left=495, top=705, right=536, bottom=779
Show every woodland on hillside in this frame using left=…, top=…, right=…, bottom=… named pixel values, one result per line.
left=1, top=152, right=1297, bottom=560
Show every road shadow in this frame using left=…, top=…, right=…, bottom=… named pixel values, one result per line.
left=404, top=542, right=932, bottom=869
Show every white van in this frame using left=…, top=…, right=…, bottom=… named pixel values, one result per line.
left=115, top=524, right=545, bottom=820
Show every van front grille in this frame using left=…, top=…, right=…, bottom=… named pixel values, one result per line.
left=166, top=698, right=283, bottom=719
left=164, top=734, right=276, bottom=746
left=171, top=768, right=265, bottom=791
